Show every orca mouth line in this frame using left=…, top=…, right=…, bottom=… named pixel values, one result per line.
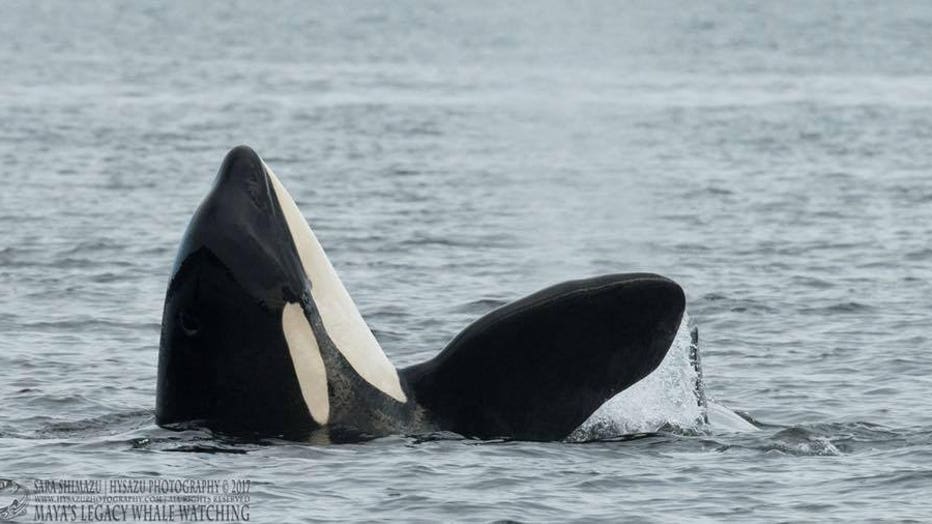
left=156, top=145, right=689, bottom=442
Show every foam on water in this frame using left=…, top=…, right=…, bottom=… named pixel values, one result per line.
left=568, top=313, right=758, bottom=441
left=569, top=313, right=709, bottom=440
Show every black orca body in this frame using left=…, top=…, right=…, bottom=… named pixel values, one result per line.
left=156, top=146, right=686, bottom=441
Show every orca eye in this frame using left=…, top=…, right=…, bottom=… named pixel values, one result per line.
left=179, top=310, right=200, bottom=336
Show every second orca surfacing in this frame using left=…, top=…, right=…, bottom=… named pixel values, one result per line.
left=156, top=146, right=686, bottom=442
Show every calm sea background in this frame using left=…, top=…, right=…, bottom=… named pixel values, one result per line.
left=2, top=1, right=931, bottom=521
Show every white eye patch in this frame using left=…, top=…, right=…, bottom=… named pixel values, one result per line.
left=282, top=302, right=330, bottom=425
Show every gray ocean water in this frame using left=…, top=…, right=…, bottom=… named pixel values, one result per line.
left=2, top=1, right=932, bottom=521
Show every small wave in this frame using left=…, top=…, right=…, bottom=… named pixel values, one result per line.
left=708, top=429, right=841, bottom=457
left=801, top=301, right=874, bottom=314
left=60, top=239, right=124, bottom=256
left=19, top=318, right=160, bottom=331
left=37, top=410, right=154, bottom=439
left=789, top=275, right=835, bottom=289
left=163, top=444, right=250, bottom=454
left=0, top=410, right=155, bottom=441
left=904, top=247, right=932, bottom=261
left=703, top=421, right=929, bottom=458
left=124, top=426, right=283, bottom=453
left=698, top=293, right=778, bottom=313
left=452, top=298, right=510, bottom=315
left=768, top=427, right=843, bottom=456
left=408, top=431, right=469, bottom=445
left=568, top=432, right=666, bottom=444
left=838, top=469, right=932, bottom=492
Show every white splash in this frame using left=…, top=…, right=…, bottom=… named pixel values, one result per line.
left=568, top=312, right=709, bottom=441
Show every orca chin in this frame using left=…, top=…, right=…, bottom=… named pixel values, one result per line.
left=156, top=145, right=686, bottom=441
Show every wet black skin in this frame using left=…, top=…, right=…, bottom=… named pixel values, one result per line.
left=402, top=273, right=685, bottom=441
left=157, top=146, right=315, bottom=436
left=157, top=146, right=414, bottom=438
left=157, top=145, right=686, bottom=441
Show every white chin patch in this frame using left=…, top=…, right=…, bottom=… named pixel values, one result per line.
left=265, top=161, right=408, bottom=404
left=282, top=303, right=329, bottom=425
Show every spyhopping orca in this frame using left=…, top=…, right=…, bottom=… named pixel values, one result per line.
left=156, top=146, right=685, bottom=441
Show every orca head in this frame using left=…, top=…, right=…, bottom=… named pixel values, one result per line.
left=156, top=146, right=407, bottom=437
